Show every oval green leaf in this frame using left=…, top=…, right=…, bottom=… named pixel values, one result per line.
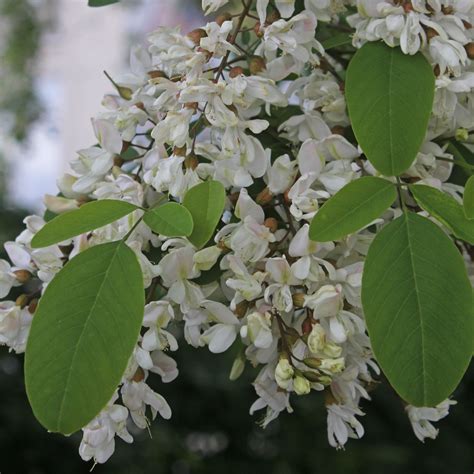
left=144, top=202, right=194, bottom=237
left=464, top=176, right=474, bottom=219
left=309, top=177, right=397, bottom=242
left=31, top=200, right=139, bottom=248
left=362, top=212, right=473, bottom=406
left=346, top=42, right=435, bottom=176
left=410, top=184, right=474, bottom=244
left=25, top=241, right=144, bottom=434
left=183, top=180, right=226, bottom=248
left=447, top=141, right=474, bottom=186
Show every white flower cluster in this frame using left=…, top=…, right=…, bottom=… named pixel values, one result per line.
left=1, top=0, right=472, bottom=464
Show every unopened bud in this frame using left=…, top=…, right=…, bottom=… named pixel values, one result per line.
left=256, top=187, right=273, bottom=205
left=187, top=28, right=207, bottom=45
left=254, top=22, right=264, bottom=38
left=248, top=56, right=266, bottom=74
left=229, top=66, right=245, bottom=78
left=292, top=293, right=306, bottom=309
left=302, top=370, right=321, bottom=383
left=455, top=128, right=469, bottom=142
left=229, top=354, right=245, bottom=381
left=303, top=357, right=321, bottom=369
left=441, top=6, right=454, bottom=15
left=264, top=217, right=278, bottom=232
left=433, top=64, right=441, bottom=77
left=283, top=189, right=291, bottom=204
left=14, top=270, right=32, bottom=284
left=464, top=42, right=474, bottom=60
left=16, top=294, right=29, bottom=308
left=302, top=316, right=313, bottom=334
left=402, top=2, right=413, bottom=13
left=294, top=375, right=311, bottom=395
left=132, top=367, right=145, bottom=383
left=185, top=102, right=199, bottom=111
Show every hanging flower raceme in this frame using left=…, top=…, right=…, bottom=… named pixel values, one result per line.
left=1, top=0, right=473, bottom=465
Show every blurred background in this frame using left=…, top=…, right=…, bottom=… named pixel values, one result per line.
left=0, top=1, right=473, bottom=472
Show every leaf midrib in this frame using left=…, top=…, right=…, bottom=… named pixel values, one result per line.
left=404, top=214, right=427, bottom=404
left=56, top=242, right=122, bottom=431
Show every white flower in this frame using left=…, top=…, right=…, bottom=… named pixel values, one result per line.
left=406, top=399, right=456, bottom=442
left=142, top=301, right=177, bottom=352
left=202, top=0, right=229, bottom=15
left=0, top=260, right=19, bottom=298
left=0, top=302, right=33, bottom=353
left=327, top=403, right=365, bottom=448
left=121, top=380, right=172, bottom=429
left=241, top=310, right=273, bottom=349
left=275, top=357, right=294, bottom=389
left=79, top=396, right=133, bottom=464
left=201, top=21, right=239, bottom=57
left=294, top=374, right=311, bottom=395
left=199, top=300, right=240, bottom=353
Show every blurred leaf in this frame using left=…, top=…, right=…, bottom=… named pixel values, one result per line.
left=448, top=141, right=474, bottom=186
left=322, top=33, right=352, bottom=50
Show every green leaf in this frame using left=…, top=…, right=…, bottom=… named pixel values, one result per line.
left=144, top=202, right=194, bottom=237
left=345, top=42, right=435, bottom=176
left=309, top=177, right=397, bottom=242
left=447, top=141, right=474, bottom=186
left=25, top=241, right=144, bottom=434
left=321, top=33, right=352, bottom=50
left=183, top=180, right=226, bottom=248
left=362, top=212, right=473, bottom=406
left=410, top=184, right=474, bottom=244
left=88, top=0, right=119, bottom=6
left=464, top=176, right=474, bottom=219
left=31, top=200, right=139, bottom=248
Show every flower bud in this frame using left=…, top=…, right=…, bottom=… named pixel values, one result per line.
left=248, top=55, right=266, bottom=74
left=307, top=323, right=326, bottom=353
left=292, top=292, right=306, bottom=308
left=229, top=354, right=245, bottom=381
left=320, top=357, right=345, bottom=374
left=330, top=125, right=345, bottom=136
left=253, top=22, right=264, bottom=38
left=455, top=128, right=469, bottom=142
left=323, top=342, right=343, bottom=358
left=28, top=298, right=38, bottom=314
left=256, top=186, right=273, bottom=205
left=275, top=357, right=294, bottom=389
left=14, top=270, right=32, bottom=284
left=302, top=370, right=321, bottom=383
left=294, top=375, right=311, bottom=395
left=303, top=357, right=321, bottom=369
left=187, top=28, right=207, bottom=45
left=229, top=66, right=245, bottom=78
left=264, top=217, right=278, bottom=232
left=15, top=294, right=29, bottom=308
